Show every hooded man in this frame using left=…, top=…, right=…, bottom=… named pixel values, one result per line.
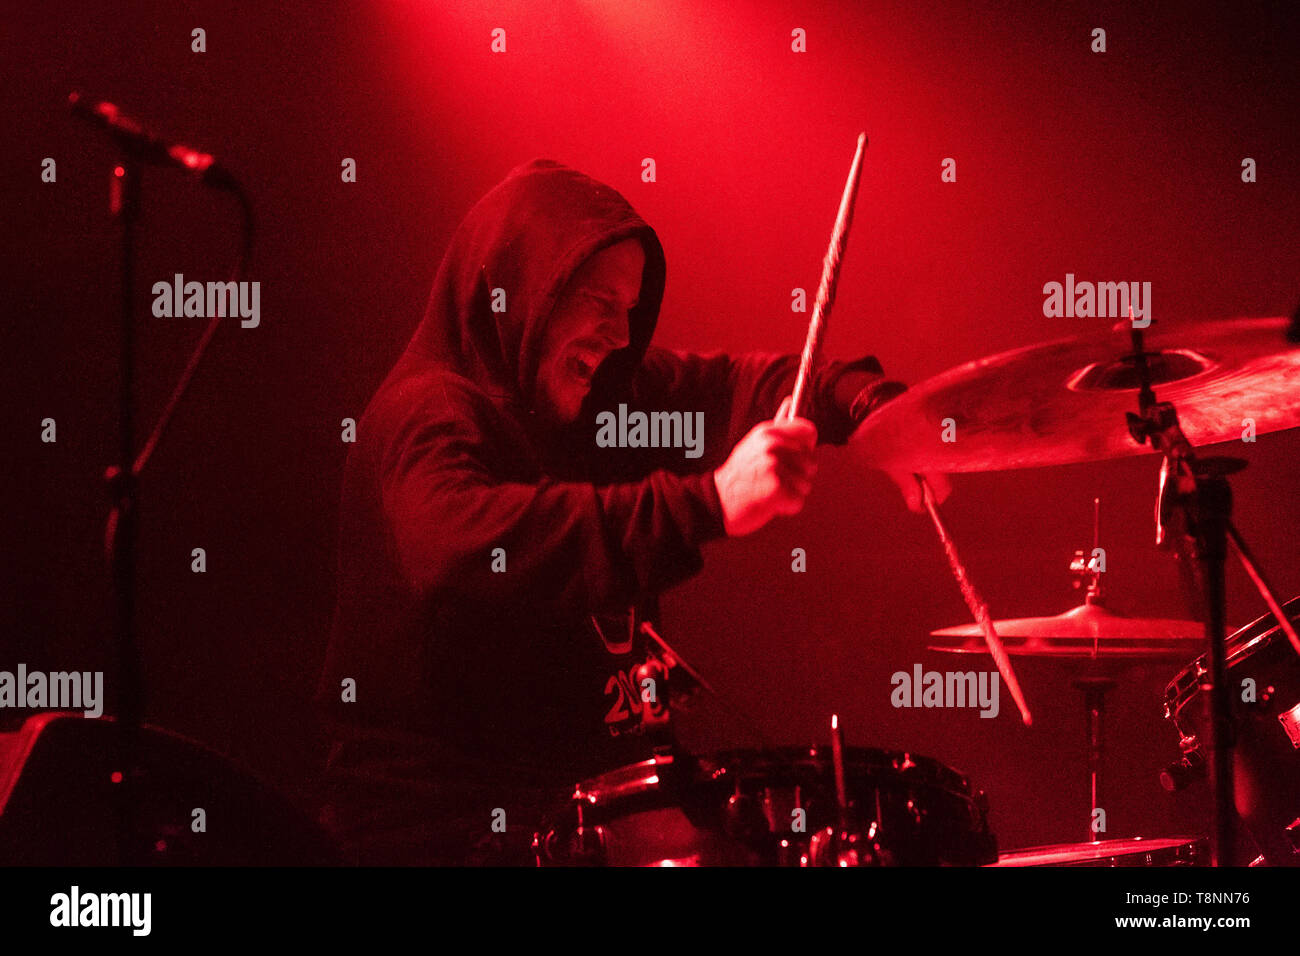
left=315, top=159, right=946, bottom=865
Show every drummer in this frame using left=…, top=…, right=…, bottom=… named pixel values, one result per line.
left=313, top=159, right=948, bottom=865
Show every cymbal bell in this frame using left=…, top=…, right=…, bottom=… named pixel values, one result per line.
left=851, top=317, right=1300, bottom=473
left=928, top=599, right=1204, bottom=659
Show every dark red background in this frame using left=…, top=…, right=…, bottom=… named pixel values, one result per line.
left=7, top=0, right=1298, bottom=853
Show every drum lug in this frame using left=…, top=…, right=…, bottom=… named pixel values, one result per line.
left=1279, top=701, right=1300, bottom=748
left=533, top=822, right=608, bottom=866
left=724, top=790, right=769, bottom=844
left=1285, top=817, right=1300, bottom=854
left=569, top=824, right=607, bottom=865
left=807, top=823, right=892, bottom=867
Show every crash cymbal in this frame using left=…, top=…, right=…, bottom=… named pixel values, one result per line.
left=928, top=599, right=1204, bottom=659
left=852, top=317, right=1300, bottom=473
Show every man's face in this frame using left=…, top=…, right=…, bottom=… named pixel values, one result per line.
left=534, top=238, right=644, bottom=425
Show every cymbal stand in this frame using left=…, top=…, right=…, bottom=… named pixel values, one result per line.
left=1124, top=322, right=1238, bottom=866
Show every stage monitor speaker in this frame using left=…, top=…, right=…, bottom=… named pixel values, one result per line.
left=0, top=712, right=339, bottom=865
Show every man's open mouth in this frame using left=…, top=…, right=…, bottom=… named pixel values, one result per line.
left=567, top=352, right=602, bottom=384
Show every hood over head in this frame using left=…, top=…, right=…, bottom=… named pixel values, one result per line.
left=407, top=159, right=667, bottom=413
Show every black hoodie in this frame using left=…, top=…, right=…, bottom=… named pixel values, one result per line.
left=314, top=159, right=898, bottom=864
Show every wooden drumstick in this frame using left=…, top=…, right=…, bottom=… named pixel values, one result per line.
left=777, top=135, right=1031, bottom=726
left=830, top=713, right=848, bottom=830
left=916, top=474, right=1033, bottom=726
left=782, top=132, right=867, bottom=422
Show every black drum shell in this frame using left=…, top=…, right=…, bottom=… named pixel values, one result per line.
left=1164, top=596, right=1300, bottom=866
left=535, top=746, right=997, bottom=867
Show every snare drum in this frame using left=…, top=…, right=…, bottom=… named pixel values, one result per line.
left=534, top=746, right=997, bottom=866
left=1164, top=595, right=1300, bottom=866
left=989, top=836, right=1207, bottom=867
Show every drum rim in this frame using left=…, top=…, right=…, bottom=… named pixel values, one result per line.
left=990, top=835, right=1205, bottom=866
left=570, top=745, right=979, bottom=806
left=1164, top=594, right=1300, bottom=715
left=572, top=756, right=666, bottom=806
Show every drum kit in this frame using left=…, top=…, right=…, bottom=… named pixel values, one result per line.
left=527, top=312, right=1300, bottom=868
left=534, top=312, right=1300, bottom=868
left=537, top=135, right=1300, bottom=868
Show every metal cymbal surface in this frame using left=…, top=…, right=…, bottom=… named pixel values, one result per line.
left=928, top=600, right=1204, bottom=659
left=852, top=317, right=1300, bottom=472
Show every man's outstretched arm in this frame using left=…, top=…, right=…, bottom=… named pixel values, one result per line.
left=378, top=379, right=812, bottom=618
left=634, top=346, right=905, bottom=457
left=633, top=346, right=948, bottom=510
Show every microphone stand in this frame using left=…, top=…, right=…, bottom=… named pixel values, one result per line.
left=87, top=112, right=253, bottom=865
left=105, top=159, right=143, bottom=866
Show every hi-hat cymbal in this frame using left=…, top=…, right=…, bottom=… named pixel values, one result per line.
left=852, top=317, right=1300, bottom=473
left=928, top=600, right=1203, bottom=659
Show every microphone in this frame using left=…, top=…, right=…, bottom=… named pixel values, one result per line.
left=68, top=91, right=239, bottom=190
